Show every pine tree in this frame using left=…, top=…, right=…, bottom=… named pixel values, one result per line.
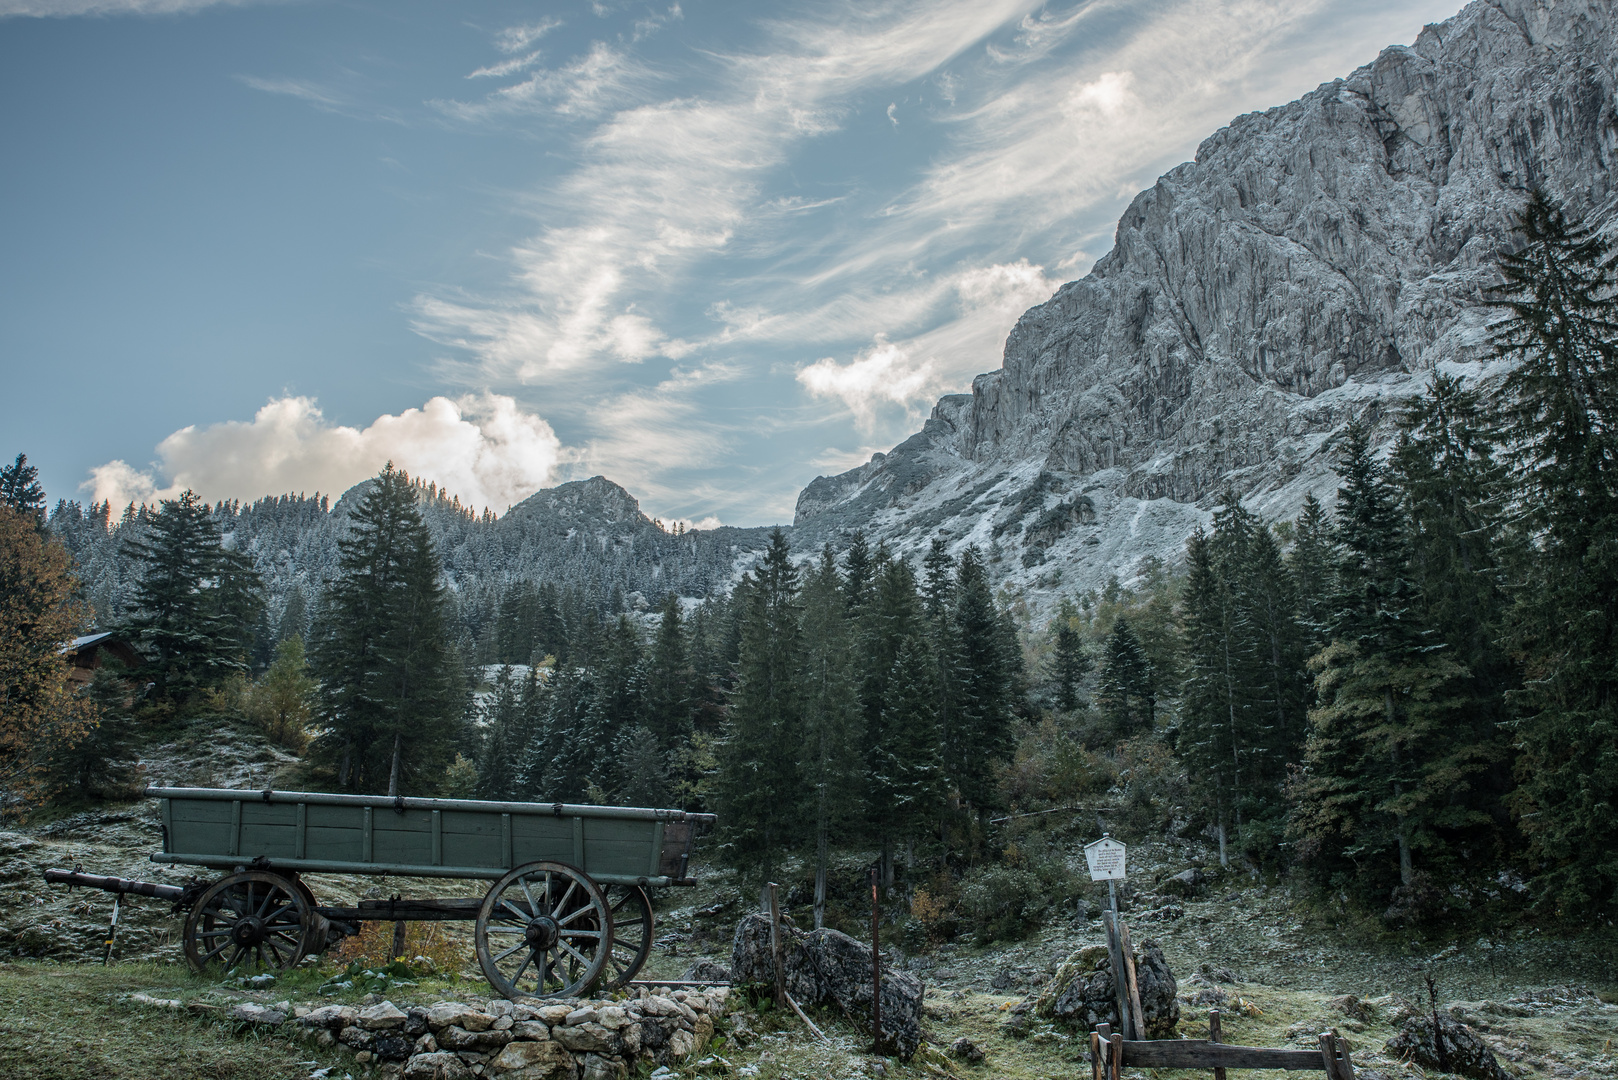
left=1287, top=493, right=1336, bottom=654
left=309, top=465, right=465, bottom=795
left=1178, top=529, right=1242, bottom=864
left=858, top=555, right=928, bottom=891
left=714, top=529, right=805, bottom=900
left=475, top=666, right=525, bottom=800
left=1489, top=191, right=1618, bottom=913
left=798, top=547, right=860, bottom=928
left=842, top=530, right=875, bottom=613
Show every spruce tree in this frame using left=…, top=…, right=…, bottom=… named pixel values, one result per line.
left=0, top=453, right=46, bottom=530
left=643, top=592, right=695, bottom=753
left=121, top=490, right=262, bottom=702
left=798, top=547, right=861, bottom=927
left=842, top=530, right=875, bottom=613
left=1490, top=191, right=1618, bottom=913
left=1292, top=424, right=1466, bottom=905
left=1178, top=529, right=1242, bottom=863
left=1097, top=617, right=1153, bottom=738
left=475, top=665, right=525, bottom=800
left=859, top=555, right=928, bottom=890
left=1287, top=493, right=1336, bottom=654
left=309, top=465, right=464, bottom=795
left=948, top=547, right=1016, bottom=815
left=1048, top=603, right=1091, bottom=712
left=714, top=529, right=805, bottom=900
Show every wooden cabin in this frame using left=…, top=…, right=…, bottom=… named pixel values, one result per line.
left=61, top=632, right=142, bottom=688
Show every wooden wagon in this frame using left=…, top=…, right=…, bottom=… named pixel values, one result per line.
left=47, top=786, right=714, bottom=999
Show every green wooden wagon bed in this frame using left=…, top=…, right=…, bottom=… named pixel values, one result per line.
left=50, top=786, right=715, bottom=999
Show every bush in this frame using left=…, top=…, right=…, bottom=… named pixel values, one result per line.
left=957, top=863, right=1045, bottom=944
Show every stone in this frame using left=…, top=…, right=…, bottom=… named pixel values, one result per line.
left=1158, top=869, right=1205, bottom=898
left=230, top=1004, right=286, bottom=1026
left=1330, top=995, right=1375, bottom=1024
left=564, top=1007, right=598, bottom=1026
left=406, top=1008, right=432, bottom=1037
left=403, top=1052, right=474, bottom=1080
left=373, top=1035, right=413, bottom=1062
left=339, top=1027, right=376, bottom=1051
left=666, top=1028, right=696, bottom=1060
left=1035, top=939, right=1179, bottom=1037
left=950, top=1037, right=985, bottom=1064
left=429, top=1004, right=495, bottom=1033
left=1385, top=1016, right=1513, bottom=1080
left=438, top=1025, right=514, bottom=1053
left=511, top=1020, right=551, bottom=1040
left=679, top=960, right=732, bottom=984
left=536, top=1006, right=574, bottom=1025
left=360, top=1002, right=409, bottom=1030
left=578, top=1054, right=629, bottom=1080
left=301, top=1005, right=356, bottom=1030
left=730, top=912, right=926, bottom=1060
left=551, top=1022, right=616, bottom=1055
left=489, top=1039, right=574, bottom=1079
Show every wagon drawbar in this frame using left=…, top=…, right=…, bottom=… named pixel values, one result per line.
left=45, top=785, right=715, bottom=1000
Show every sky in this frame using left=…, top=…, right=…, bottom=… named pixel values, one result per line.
left=0, top=0, right=1466, bottom=527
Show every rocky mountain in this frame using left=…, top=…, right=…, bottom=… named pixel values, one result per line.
left=792, top=0, right=1618, bottom=615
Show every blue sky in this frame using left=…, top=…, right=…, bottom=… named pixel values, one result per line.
left=1, top=0, right=1463, bottom=526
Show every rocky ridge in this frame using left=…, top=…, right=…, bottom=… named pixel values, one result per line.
left=791, top=0, right=1618, bottom=614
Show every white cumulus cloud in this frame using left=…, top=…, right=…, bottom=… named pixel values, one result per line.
left=85, top=393, right=563, bottom=514
left=797, top=337, right=939, bottom=432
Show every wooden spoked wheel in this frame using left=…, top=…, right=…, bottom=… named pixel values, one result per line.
left=475, top=861, right=611, bottom=999
left=600, top=885, right=653, bottom=991
left=183, top=871, right=312, bottom=974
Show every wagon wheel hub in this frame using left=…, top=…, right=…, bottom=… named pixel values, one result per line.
left=231, top=916, right=267, bottom=946
left=525, top=916, right=560, bottom=952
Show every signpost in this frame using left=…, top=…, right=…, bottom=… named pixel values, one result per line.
left=1085, top=834, right=1136, bottom=1038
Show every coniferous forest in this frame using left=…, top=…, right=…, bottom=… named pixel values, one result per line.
left=2, top=192, right=1616, bottom=939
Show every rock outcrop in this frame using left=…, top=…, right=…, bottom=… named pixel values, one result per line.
left=1385, top=1014, right=1514, bottom=1080
left=730, top=912, right=926, bottom=1059
left=1033, top=940, right=1180, bottom=1037
left=792, top=0, right=1618, bottom=611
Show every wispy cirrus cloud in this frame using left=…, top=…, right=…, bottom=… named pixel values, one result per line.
left=0, top=0, right=254, bottom=15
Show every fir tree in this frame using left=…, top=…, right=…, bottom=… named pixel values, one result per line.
left=798, top=547, right=860, bottom=928
left=309, top=465, right=465, bottom=795
left=643, top=592, right=695, bottom=753
left=121, top=490, right=262, bottom=702
left=475, top=665, right=525, bottom=800
left=1490, top=191, right=1618, bottom=913
left=1048, top=603, right=1090, bottom=712
left=1292, top=424, right=1467, bottom=904
left=842, top=530, right=875, bottom=613
left=859, top=555, right=927, bottom=890
left=1287, top=493, right=1336, bottom=653
left=0, top=453, right=46, bottom=530
left=714, top=529, right=805, bottom=901
left=1097, top=617, right=1154, bottom=738
left=948, top=547, right=1017, bottom=815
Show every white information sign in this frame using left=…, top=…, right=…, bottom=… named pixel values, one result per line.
left=1084, top=835, right=1127, bottom=881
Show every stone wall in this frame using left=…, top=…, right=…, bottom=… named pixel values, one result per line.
left=138, top=987, right=728, bottom=1080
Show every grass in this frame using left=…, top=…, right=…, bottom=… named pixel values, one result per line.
left=0, top=961, right=344, bottom=1080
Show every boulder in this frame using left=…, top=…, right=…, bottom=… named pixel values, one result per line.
left=359, top=1002, right=408, bottom=1030
left=490, top=1039, right=575, bottom=1080
left=1035, top=939, right=1179, bottom=1037
left=229, top=1003, right=286, bottom=1026
left=1385, top=1016, right=1513, bottom=1080
left=950, top=1036, right=985, bottom=1064
left=1158, top=869, right=1205, bottom=898
left=730, top=912, right=925, bottom=1060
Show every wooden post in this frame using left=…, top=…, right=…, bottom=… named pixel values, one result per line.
left=1096, top=1023, right=1113, bottom=1080
left=1103, top=911, right=1134, bottom=1039
left=1118, top=919, right=1147, bottom=1040
left=768, top=882, right=785, bottom=1009
left=1210, top=1008, right=1226, bottom=1080
left=870, top=865, right=883, bottom=1054
left=392, top=919, right=408, bottom=962
left=1090, top=1031, right=1104, bottom=1080
left=1318, top=1033, right=1356, bottom=1080
left=1110, top=1030, right=1124, bottom=1080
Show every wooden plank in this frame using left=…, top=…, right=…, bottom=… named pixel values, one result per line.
left=647, top=820, right=666, bottom=877
left=1119, top=920, right=1147, bottom=1040
left=1103, top=912, right=1133, bottom=1038
left=1110, top=1032, right=1123, bottom=1080
left=502, top=814, right=513, bottom=869
left=1118, top=1041, right=1329, bottom=1070
left=160, top=798, right=173, bottom=853
left=572, top=816, right=584, bottom=867
left=363, top=806, right=373, bottom=863
left=229, top=800, right=242, bottom=858
left=1091, top=1031, right=1104, bottom=1080
left=431, top=810, right=442, bottom=866
left=295, top=803, right=307, bottom=860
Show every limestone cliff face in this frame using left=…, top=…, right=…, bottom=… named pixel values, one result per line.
left=793, top=0, right=1618, bottom=610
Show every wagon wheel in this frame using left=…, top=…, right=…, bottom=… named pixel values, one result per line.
left=475, top=861, right=612, bottom=999
left=183, top=871, right=312, bottom=974
left=599, top=885, right=653, bottom=991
